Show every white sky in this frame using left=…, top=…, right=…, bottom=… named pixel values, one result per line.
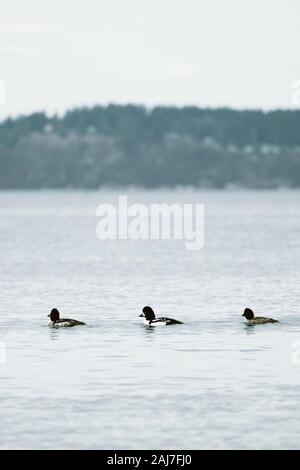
left=0, top=0, right=300, bottom=118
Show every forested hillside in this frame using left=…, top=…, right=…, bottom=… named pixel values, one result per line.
left=1, top=105, right=300, bottom=189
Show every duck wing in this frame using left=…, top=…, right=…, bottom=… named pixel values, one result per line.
left=255, top=317, right=278, bottom=324
left=59, top=318, right=86, bottom=326
left=157, top=317, right=183, bottom=325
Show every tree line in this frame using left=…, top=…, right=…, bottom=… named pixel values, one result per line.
left=0, top=105, right=300, bottom=189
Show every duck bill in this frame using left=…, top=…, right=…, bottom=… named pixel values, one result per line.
left=139, top=314, right=144, bottom=317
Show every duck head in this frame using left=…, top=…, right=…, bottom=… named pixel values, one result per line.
left=242, top=308, right=254, bottom=320
left=139, top=306, right=156, bottom=321
left=48, top=308, right=60, bottom=322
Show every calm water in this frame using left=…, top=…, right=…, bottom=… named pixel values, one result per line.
left=1, top=190, right=300, bottom=450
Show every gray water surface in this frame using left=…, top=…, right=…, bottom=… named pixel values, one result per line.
left=0, top=190, right=300, bottom=450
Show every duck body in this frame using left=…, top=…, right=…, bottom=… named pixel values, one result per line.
left=246, top=317, right=278, bottom=326
left=48, top=318, right=86, bottom=328
left=143, top=317, right=183, bottom=327
left=242, top=308, right=278, bottom=325
left=140, top=306, right=183, bottom=326
left=47, top=308, right=86, bottom=328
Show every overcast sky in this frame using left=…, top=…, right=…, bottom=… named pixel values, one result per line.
left=0, top=0, right=300, bottom=119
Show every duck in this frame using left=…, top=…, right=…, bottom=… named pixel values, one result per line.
left=242, top=308, right=278, bottom=325
left=139, top=306, right=183, bottom=326
left=47, top=308, right=86, bottom=328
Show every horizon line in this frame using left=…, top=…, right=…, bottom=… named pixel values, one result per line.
left=1, top=102, right=300, bottom=123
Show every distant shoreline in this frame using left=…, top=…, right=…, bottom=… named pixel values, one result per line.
left=0, top=186, right=299, bottom=193
left=1, top=105, right=300, bottom=190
